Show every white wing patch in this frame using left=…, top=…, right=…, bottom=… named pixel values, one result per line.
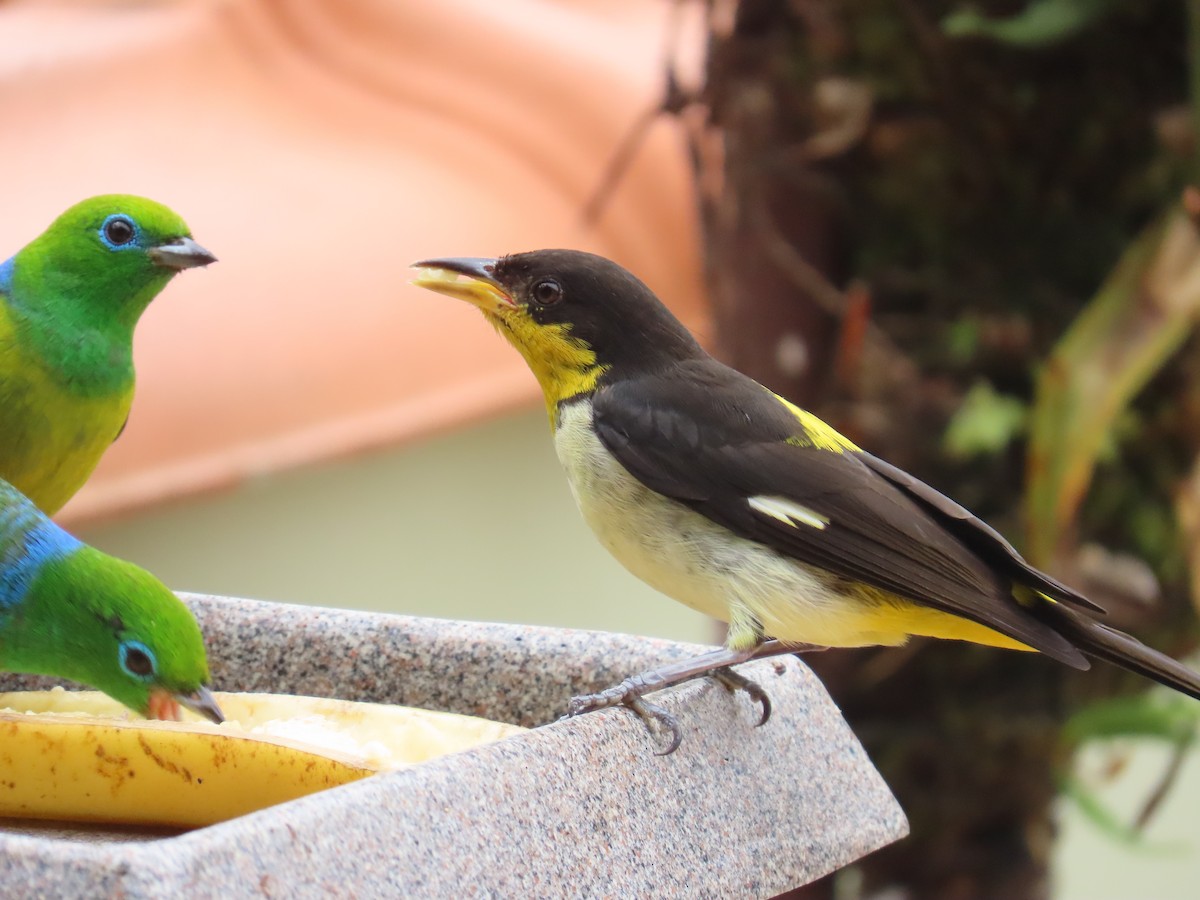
left=748, top=495, right=830, bottom=530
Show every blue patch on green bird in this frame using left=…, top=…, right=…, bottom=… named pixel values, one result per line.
left=0, top=476, right=220, bottom=722
left=0, top=483, right=82, bottom=608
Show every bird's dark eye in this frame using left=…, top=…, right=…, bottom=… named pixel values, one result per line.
left=119, top=640, right=157, bottom=680
left=531, top=278, right=563, bottom=306
left=101, top=215, right=137, bottom=248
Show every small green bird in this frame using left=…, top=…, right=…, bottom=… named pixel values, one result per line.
left=414, top=250, right=1200, bottom=752
left=0, top=476, right=221, bottom=722
left=0, top=195, right=215, bottom=514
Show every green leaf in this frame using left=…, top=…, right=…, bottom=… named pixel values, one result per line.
left=1058, top=772, right=1188, bottom=851
left=945, top=319, right=980, bottom=364
left=1060, top=773, right=1151, bottom=846
left=943, top=0, right=1122, bottom=48
left=1059, top=694, right=1198, bottom=848
left=943, top=381, right=1027, bottom=459
left=1024, top=208, right=1200, bottom=567
left=1062, top=693, right=1200, bottom=745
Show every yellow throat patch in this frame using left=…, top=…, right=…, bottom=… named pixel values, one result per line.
left=485, top=310, right=608, bottom=426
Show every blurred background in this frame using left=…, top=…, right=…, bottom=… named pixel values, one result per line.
left=4, top=0, right=1200, bottom=897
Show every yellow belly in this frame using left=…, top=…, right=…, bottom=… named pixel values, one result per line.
left=0, top=315, right=132, bottom=514
left=553, top=400, right=1032, bottom=654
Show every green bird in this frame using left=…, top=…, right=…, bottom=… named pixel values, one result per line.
left=0, top=195, right=215, bottom=514
left=0, top=476, right=222, bottom=722
left=413, top=250, right=1200, bottom=752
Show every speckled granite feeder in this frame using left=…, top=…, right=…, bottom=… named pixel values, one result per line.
left=0, top=595, right=907, bottom=897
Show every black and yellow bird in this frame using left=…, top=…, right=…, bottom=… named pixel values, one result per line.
left=412, top=250, right=1200, bottom=752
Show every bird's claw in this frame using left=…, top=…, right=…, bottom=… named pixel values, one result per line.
left=629, top=696, right=683, bottom=756
left=562, top=676, right=683, bottom=755
left=710, top=666, right=772, bottom=727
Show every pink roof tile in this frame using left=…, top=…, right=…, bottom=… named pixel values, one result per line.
left=0, top=0, right=707, bottom=523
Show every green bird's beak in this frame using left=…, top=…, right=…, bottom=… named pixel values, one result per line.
left=410, top=257, right=513, bottom=313
left=148, top=237, right=217, bottom=271
left=175, top=685, right=225, bottom=724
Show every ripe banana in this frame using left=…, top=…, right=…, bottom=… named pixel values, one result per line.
left=0, top=690, right=525, bottom=829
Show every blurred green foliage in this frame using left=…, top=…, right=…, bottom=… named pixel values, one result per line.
left=1061, top=691, right=1200, bottom=844
left=943, top=0, right=1125, bottom=48
left=944, top=380, right=1027, bottom=459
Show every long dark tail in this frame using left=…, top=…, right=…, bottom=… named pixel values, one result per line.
left=1043, top=603, right=1200, bottom=701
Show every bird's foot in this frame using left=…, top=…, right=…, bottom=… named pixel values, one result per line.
left=564, top=672, right=684, bottom=755
left=710, top=666, right=772, bottom=727
left=561, top=641, right=807, bottom=753
left=563, top=670, right=769, bottom=755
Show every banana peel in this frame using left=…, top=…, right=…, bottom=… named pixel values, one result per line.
left=0, top=690, right=525, bottom=829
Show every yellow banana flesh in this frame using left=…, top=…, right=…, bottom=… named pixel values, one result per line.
left=0, top=691, right=525, bottom=829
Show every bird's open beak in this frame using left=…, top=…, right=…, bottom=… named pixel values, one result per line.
left=410, top=257, right=514, bottom=313
left=148, top=237, right=217, bottom=271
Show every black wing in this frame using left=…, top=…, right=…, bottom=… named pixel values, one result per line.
left=856, top=452, right=1101, bottom=612
left=591, top=364, right=1093, bottom=667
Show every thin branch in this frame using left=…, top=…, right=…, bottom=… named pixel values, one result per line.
left=581, top=0, right=700, bottom=225
left=1133, top=734, right=1195, bottom=833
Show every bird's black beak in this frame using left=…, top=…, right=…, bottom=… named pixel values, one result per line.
left=175, top=685, right=225, bottom=724
left=410, top=257, right=514, bottom=312
left=148, top=237, right=217, bottom=271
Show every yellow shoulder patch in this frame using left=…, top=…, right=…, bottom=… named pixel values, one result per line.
left=774, top=394, right=860, bottom=453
